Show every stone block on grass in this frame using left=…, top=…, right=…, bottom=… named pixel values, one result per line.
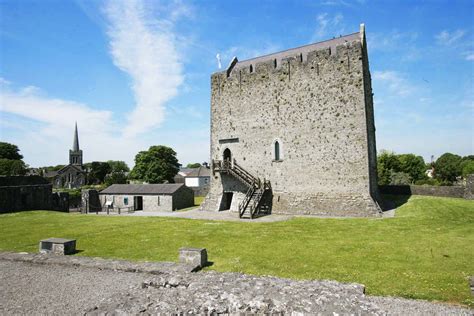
left=179, top=247, right=207, bottom=269
left=39, top=238, right=76, bottom=255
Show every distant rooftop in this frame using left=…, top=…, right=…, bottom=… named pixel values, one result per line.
left=186, top=166, right=211, bottom=177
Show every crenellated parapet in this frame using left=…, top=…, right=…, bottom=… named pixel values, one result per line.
left=212, top=26, right=369, bottom=94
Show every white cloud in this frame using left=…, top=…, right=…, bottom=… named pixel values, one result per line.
left=373, top=70, right=414, bottom=96
left=0, top=83, right=137, bottom=166
left=464, top=52, right=474, bottom=61
left=0, top=82, right=209, bottom=167
left=311, top=12, right=345, bottom=42
left=0, top=84, right=113, bottom=132
left=104, top=0, right=185, bottom=137
left=435, top=29, right=466, bottom=46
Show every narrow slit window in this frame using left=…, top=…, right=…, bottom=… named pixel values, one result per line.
left=274, top=141, right=280, bottom=161
left=249, top=64, right=254, bottom=73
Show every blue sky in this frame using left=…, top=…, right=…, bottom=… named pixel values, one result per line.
left=0, top=0, right=473, bottom=168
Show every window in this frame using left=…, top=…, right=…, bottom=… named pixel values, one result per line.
left=124, top=197, right=128, bottom=205
left=157, top=196, right=160, bottom=206
left=249, top=64, right=254, bottom=73
left=274, top=141, right=280, bottom=161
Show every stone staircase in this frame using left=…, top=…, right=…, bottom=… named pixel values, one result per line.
left=213, top=159, right=270, bottom=219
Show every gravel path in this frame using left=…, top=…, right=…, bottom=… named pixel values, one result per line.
left=0, top=253, right=471, bottom=315
left=89, top=208, right=294, bottom=222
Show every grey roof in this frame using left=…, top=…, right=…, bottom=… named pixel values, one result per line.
left=186, top=166, right=211, bottom=177
left=100, top=183, right=185, bottom=195
left=44, top=170, right=59, bottom=178
left=57, top=164, right=85, bottom=174
left=178, top=168, right=195, bottom=176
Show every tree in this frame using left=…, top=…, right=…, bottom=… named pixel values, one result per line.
left=0, top=142, right=23, bottom=160
left=107, top=160, right=129, bottom=173
left=389, top=171, right=411, bottom=185
left=397, top=154, right=426, bottom=183
left=377, top=150, right=400, bottom=185
left=104, top=160, right=130, bottom=186
left=130, top=145, right=180, bottom=183
left=186, top=162, right=201, bottom=168
left=87, top=161, right=112, bottom=184
left=461, top=160, right=474, bottom=178
left=0, top=142, right=27, bottom=176
left=434, top=153, right=462, bottom=183
left=0, top=159, right=27, bottom=176
left=104, top=172, right=128, bottom=186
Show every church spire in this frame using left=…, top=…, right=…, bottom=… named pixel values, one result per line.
left=73, top=122, right=79, bottom=151
left=70, top=122, right=83, bottom=166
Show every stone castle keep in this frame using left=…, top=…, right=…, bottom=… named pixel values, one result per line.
left=202, top=24, right=381, bottom=217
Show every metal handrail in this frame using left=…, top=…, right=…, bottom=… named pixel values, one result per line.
left=238, top=185, right=255, bottom=217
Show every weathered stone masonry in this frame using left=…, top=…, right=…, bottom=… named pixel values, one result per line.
left=203, top=25, right=381, bottom=216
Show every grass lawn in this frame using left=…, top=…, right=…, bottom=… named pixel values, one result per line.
left=0, top=195, right=472, bottom=306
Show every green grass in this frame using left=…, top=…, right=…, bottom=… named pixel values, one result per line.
left=0, top=195, right=473, bottom=306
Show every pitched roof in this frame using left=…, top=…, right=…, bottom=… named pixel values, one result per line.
left=100, top=183, right=185, bottom=195
left=186, top=166, right=211, bottom=177
left=57, top=164, right=85, bottom=174
left=43, top=170, right=59, bottom=178
left=178, top=168, right=195, bottom=176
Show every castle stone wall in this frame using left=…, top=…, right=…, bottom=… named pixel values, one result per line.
left=203, top=26, right=380, bottom=216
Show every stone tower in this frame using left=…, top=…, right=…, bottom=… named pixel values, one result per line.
left=202, top=24, right=381, bottom=218
left=69, top=122, right=83, bottom=166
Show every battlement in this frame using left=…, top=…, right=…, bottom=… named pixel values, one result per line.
left=213, top=24, right=367, bottom=82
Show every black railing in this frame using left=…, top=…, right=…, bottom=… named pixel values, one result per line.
left=213, top=158, right=270, bottom=219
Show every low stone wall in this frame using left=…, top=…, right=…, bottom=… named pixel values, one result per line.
left=465, top=175, right=474, bottom=200
left=379, top=185, right=466, bottom=199
left=0, top=176, right=52, bottom=213
left=51, top=192, right=69, bottom=212
left=82, top=190, right=101, bottom=213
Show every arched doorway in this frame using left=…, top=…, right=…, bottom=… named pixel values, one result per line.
left=223, top=148, right=232, bottom=162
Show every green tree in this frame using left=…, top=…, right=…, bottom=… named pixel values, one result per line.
left=104, top=160, right=129, bottom=186
left=104, top=172, right=128, bottom=186
left=0, top=142, right=23, bottom=160
left=434, top=153, right=462, bottom=183
left=397, top=154, right=426, bottom=183
left=0, top=142, right=27, bottom=176
left=107, top=160, right=130, bottom=173
left=87, top=161, right=112, bottom=184
left=186, top=162, right=201, bottom=168
left=461, top=160, right=474, bottom=178
left=130, top=145, right=180, bottom=183
left=377, top=150, right=400, bottom=185
left=389, top=171, right=411, bottom=185
left=0, top=159, right=27, bottom=176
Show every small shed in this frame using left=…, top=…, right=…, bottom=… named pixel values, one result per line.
left=99, top=184, right=194, bottom=212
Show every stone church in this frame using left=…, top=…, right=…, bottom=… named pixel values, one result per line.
left=45, top=123, right=86, bottom=189
left=202, top=24, right=381, bottom=218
